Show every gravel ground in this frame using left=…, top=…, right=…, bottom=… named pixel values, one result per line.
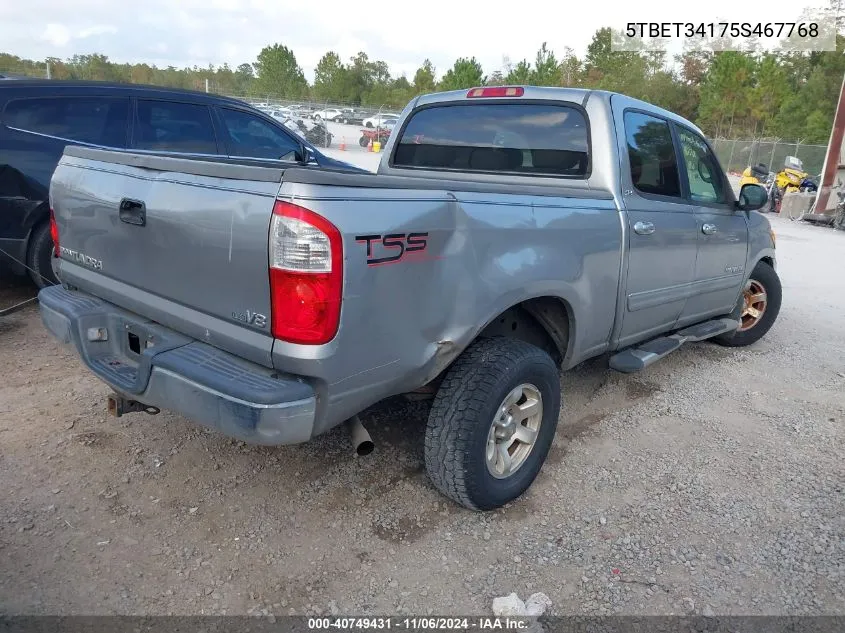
left=0, top=212, right=843, bottom=617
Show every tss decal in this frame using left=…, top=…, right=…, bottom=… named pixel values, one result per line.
left=355, top=232, right=429, bottom=266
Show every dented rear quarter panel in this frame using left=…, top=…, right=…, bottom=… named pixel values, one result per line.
left=274, top=181, right=622, bottom=435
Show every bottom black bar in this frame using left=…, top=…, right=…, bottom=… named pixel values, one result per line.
left=1, top=616, right=844, bottom=633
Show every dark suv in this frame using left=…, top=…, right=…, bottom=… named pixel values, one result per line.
left=0, top=80, right=360, bottom=288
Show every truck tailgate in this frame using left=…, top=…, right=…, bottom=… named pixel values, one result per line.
left=50, top=147, right=283, bottom=366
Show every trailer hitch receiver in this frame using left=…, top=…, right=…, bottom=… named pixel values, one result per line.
left=107, top=394, right=160, bottom=417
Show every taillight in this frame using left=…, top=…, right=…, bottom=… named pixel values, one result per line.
left=466, top=86, right=524, bottom=98
left=49, top=208, right=59, bottom=257
left=269, top=200, right=342, bottom=345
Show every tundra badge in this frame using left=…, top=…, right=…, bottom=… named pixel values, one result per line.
left=59, top=246, right=103, bottom=270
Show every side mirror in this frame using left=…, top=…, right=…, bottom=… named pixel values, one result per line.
left=736, top=183, right=768, bottom=211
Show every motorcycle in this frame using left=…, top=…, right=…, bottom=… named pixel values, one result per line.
left=286, top=118, right=333, bottom=148
left=768, top=156, right=818, bottom=214
left=297, top=119, right=333, bottom=148
left=739, top=164, right=779, bottom=213
left=774, top=156, right=816, bottom=194
left=740, top=163, right=770, bottom=187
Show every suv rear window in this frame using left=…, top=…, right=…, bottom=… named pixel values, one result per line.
left=392, top=103, right=589, bottom=177
left=3, top=96, right=129, bottom=147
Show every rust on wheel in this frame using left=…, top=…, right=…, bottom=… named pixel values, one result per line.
left=739, top=279, right=768, bottom=331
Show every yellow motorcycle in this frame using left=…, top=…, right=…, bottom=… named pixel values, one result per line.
left=769, top=156, right=818, bottom=214
left=774, top=156, right=811, bottom=194
left=740, top=163, right=770, bottom=187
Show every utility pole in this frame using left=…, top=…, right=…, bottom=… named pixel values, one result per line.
left=205, top=78, right=209, bottom=93
left=814, top=71, right=845, bottom=214
left=46, top=61, right=51, bottom=79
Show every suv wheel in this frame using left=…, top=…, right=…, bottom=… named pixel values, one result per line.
left=424, top=337, right=561, bottom=510
left=26, top=222, right=59, bottom=288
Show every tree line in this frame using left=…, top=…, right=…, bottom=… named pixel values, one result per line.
left=2, top=28, right=844, bottom=144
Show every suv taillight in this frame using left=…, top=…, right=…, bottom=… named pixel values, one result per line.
left=269, top=200, right=342, bottom=344
left=49, top=208, right=59, bottom=257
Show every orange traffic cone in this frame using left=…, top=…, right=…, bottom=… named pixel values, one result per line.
left=340, top=137, right=347, bottom=151
left=367, top=138, right=373, bottom=152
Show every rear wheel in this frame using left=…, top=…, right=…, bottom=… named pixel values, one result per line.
left=714, top=261, right=781, bottom=347
left=424, top=337, right=561, bottom=511
left=26, top=222, right=59, bottom=288
left=359, top=136, right=369, bottom=147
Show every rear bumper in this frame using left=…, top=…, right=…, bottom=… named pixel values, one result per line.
left=38, top=285, right=316, bottom=445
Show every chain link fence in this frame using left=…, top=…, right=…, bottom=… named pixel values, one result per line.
left=710, top=138, right=827, bottom=178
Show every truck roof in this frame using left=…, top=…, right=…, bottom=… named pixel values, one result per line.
left=411, top=85, right=705, bottom=137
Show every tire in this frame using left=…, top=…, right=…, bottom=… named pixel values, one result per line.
left=359, top=136, right=369, bottom=147
left=713, top=261, right=782, bottom=347
left=424, top=337, right=561, bottom=511
left=365, top=122, right=373, bottom=128
left=26, top=222, right=59, bottom=288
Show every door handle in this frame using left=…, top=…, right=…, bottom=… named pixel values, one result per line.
left=633, top=221, right=655, bottom=235
left=119, top=198, right=146, bottom=226
left=702, top=223, right=718, bottom=235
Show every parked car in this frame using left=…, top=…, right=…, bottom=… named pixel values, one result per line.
left=338, top=108, right=366, bottom=125
left=268, top=108, right=293, bottom=122
left=379, top=118, right=398, bottom=130
left=0, top=80, right=363, bottom=288
left=40, top=86, right=779, bottom=511
left=363, top=112, right=400, bottom=128
left=313, top=108, right=343, bottom=121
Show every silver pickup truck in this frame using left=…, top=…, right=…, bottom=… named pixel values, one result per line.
left=39, top=86, right=779, bottom=510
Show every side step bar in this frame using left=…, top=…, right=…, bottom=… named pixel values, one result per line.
left=609, top=317, right=739, bottom=373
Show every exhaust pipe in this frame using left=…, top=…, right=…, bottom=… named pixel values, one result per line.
left=348, top=415, right=374, bottom=456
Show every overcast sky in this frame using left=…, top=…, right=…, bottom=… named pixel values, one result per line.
left=0, top=0, right=833, bottom=81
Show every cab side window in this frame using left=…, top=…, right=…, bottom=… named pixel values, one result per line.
left=677, top=127, right=727, bottom=204
left=624, top=111, right=681, bottom=198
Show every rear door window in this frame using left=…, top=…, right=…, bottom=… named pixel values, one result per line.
left=133, top=100, right=218, bottom=154
left=3, top=96, right=129, bottom=147
left=218, top=108, right=300, bottom=161
left=392, top=103, right=590, bottom=177
left=623, top=111, right=681, bottom=198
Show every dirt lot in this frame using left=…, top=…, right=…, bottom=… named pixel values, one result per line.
left=0, top=215, right=843, bottom=617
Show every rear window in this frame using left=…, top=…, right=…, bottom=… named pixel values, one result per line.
left=3, top=96, right=129, bottom=147
left=392, top=103, right=589, bottom=177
